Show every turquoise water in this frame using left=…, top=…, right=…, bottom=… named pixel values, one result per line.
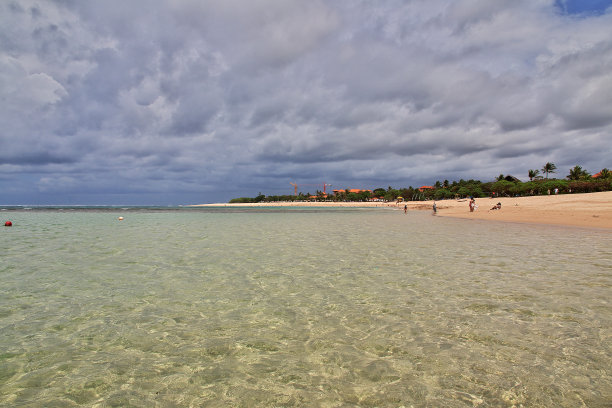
left=1, top=207, right=610, bottom=407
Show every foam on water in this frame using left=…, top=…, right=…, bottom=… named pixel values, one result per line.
left=1, top=208, right=611, bottom=406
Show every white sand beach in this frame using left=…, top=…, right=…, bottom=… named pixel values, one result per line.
left=433, top=191, right=612, bottom=229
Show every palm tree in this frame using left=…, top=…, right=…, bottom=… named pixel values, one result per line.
left=528, top=169, right=540, bottom=181
left=567, top=165, right=590, bottom=180
left=598, top=168, right=611, bottom=179
left=496, top=174, right=505, bottom=181
left=542, top=162, right=557, bottom=179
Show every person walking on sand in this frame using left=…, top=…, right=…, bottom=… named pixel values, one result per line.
left=404, top=204, right=407, bottom=214
left=432, top=202, right=437, bottom=214
left=469, top=198, right=475, bottom=212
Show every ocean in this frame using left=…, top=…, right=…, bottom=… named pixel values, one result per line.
left=1, top=207, right=610, bottom=407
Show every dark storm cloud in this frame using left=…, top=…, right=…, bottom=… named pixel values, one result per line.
left=0, top=0, right=611, bottom=204
left=0, top=151, right=75, bottom=166
left=494, top=144, right=552, bottom=159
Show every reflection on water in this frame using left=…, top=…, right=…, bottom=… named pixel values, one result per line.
left=1, top=209, right=610, bottom=406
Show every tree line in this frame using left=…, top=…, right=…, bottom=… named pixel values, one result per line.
left=229, top=163, right=611, bottom=203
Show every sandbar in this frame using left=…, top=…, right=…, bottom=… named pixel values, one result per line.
left=193, top=191, right=612, bottom=229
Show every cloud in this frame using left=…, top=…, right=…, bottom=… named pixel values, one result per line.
left=0, top=0, right=611, bottom=204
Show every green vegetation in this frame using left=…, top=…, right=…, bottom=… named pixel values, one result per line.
left=567, top=165, right=590, bottom=180
left=229, top=164, right=612, bottom=203
left=229, top=193, right=266, bottom=203
left=528, top=169, right=540, bottom=181
left=542, top=162, right=557, bottom=178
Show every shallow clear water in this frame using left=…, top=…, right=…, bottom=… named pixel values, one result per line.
left=1, top=208, right=610, bottom=407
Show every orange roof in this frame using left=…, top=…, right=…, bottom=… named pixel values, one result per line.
left=332, top=189, right=372, bottom=194
left=419, top=186, right=434, bottom=190
left=593, top=171, right=602, bottom=178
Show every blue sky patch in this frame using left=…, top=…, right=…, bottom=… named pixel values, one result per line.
left=555, top=0, right=612, bottom=16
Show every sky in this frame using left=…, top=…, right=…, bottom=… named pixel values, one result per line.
left=1, top=0, right=611, bottom=205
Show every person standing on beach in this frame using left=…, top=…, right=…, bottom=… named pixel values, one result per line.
left=469, top=198, right=475, bottom=212
left=404, top=204, right=407, bottom=214
left=432, top=202, right=437, bottom=214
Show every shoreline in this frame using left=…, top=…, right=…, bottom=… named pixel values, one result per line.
left=192, top=191, right=612, bottom=229
left=190, top=201, right=399, bottom=208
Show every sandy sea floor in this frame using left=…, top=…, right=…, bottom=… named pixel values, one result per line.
left=1, top=208, right=611, bottom=406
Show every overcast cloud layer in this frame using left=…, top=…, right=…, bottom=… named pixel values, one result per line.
left=1, top=0, right=611, bottom=204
